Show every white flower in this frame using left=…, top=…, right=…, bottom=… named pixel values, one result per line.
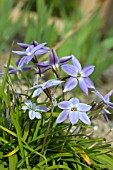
left=22, top=100, right=49, bottom=120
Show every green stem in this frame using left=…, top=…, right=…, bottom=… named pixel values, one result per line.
left=39, top=103, right=54, bottom=162
left=60, top=124, right=72, bottom=153
left=10, top=109, right=25, bottom=159
left=57, top=124, right=72, bottom=169
left=32, top=120, right=41, bottom=141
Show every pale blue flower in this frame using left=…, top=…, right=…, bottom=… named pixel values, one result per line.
left=35, top=49, right=72, bottom=77
left=62, top=55, right=95, bottom=95
left=12, top=41, right=49, bottom=67
left=56, top=98, right=91, bottom=125
left=92, top=89, right=113, bottom=108
left=92, top=89, right=113, bottom=121
left=22, top=100, right=49, bottom=120
left=0, top=58, right=33, bottom=76
left=28, top=79, right=63, bottom=98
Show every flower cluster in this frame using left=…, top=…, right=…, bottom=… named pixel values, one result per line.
left=1, top=40, right=113, bottom=126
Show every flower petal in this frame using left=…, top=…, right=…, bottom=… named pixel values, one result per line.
left=78, top=78, right=88, bottom=95
left=24, top=100, right=32, bottom=105
left=44, top=79, right=63, bottom=89
left=22, top=106, right=28, bottom=110
left=27, top=85, right=39, bottom=90
left=104, top=94, right=110, bottom=102
left=8, top=65, right=15, bottom=70
left=107, top=102, right=113, bottom=108
left=92, top=90, right=104, bottom=101
left=8, top=69, right=17, bottom=74
left=69, top=98, right=80, bottom=106
left=69, top=111, right=79, bottom=125
left=63, top=77, right=78, bottom=92
left=72, top=55, right=81, bottom=71
left=36, top=105, right=49, bottom=112
left=30, top=40, right=39, bottom=46
left=56, top=110, right=69, bottom=124
left=12, top=50, right=27, bottom=55
left=18, top=56, right=27, bottom=68
left=84, top=77, right=95, bottom=89
left=62, top=64, right=77, bottom=77
left=35, top=48, right=49, bottom=56
left=29, top=110, right=36, bottom=120
left=82, top=65, right=95, bottom=77
left=76, top=103, right=91, bottom=111
left=35, top=67, right=51, bottom=74
left=104, top=90, right=113, bottom=102
left=102, top=108, right=111, bottom=115
left=35, top=112, right=42, bottom=119
left=33, top=42, right=47, bottom=51
left=58, top=101, right=71, bottom=109
left=32, top=88, right=43, bottom=98
left=36, top=61, right=50, bottom=68
left=21, top=65, right=33, bottom=71
left=15, top=58, right=21, bottom=67
left=79, top=112, right=91, bottom=125
left=24, top=54, right=34, bottom=64
left=59, top=56, right=72, bottom=65
left=17, top=42, right=28, bottom=49
left=26, top=45, right=34, bottom=53
left=102, top=108, right=110, bottom=121
left=49, top=50, right=59, bottom=65
left=0, top=72, right=4, bottom=77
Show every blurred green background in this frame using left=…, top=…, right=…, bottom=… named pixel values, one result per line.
left=0, top=0, right=113, bottom=82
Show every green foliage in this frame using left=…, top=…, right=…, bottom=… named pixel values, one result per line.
left=0, top=2, right=113, bottom=167
left=57, top=11, right=113, bottom=80
left=24, top=0, right=58, bottom=47
left=0, top=53, right=113, bottom=169
left=0, top=0, right=23, bottom=51
left=0, top=106, right=113, bottom=169
left=45, top=0, right=79, bottom=19
left=0, top=0, right=113, bottom=80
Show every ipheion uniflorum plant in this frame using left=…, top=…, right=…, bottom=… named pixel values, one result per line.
left=1, top=40, right=113, bottom=169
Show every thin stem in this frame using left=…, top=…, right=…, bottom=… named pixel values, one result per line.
left=60, top=124, right=72, bottom=153
left=39, top=102, right=54, bottom=162
left=10, top=109, right=25, bottom=159
left=57, top=124, right=72, bottom=169
left=44, top=88, right=52, bottom=100
left=33, top=55, right=42, bottom=77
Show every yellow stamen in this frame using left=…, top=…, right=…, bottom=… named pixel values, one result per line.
left=71, top=108, right=77, bottom=111
left=77, top=73, right=81, bottom=78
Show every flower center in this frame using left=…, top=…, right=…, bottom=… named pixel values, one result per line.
left=71, top=107, right=77, bottom=111
left=77, top=73, right=81, bottom=78
left=27, top=52, right=32, bottom=56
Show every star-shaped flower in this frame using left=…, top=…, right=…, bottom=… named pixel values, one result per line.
left=0, top=58, right=33, bottom=76
left=102, top=108, right=111, bottom=121
left=28, top=79, right=63, bottom=98
left=22, top=100, right=49, bottom=120
left=92, top=90, right=113, bottom=121
left=35, top=49, right=72, bottom=77
left=12, top=41, right=49, bottom=68
left=62, top=55, right=95, bottom=95
left=56, top=98, right=91, bottom=125
left=92, top=90, right=113, bottom=108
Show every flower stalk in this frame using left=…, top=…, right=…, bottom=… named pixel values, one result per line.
left=39, top=101, right=54, bottom=162
left=60, top=124, right=72, bottom=153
